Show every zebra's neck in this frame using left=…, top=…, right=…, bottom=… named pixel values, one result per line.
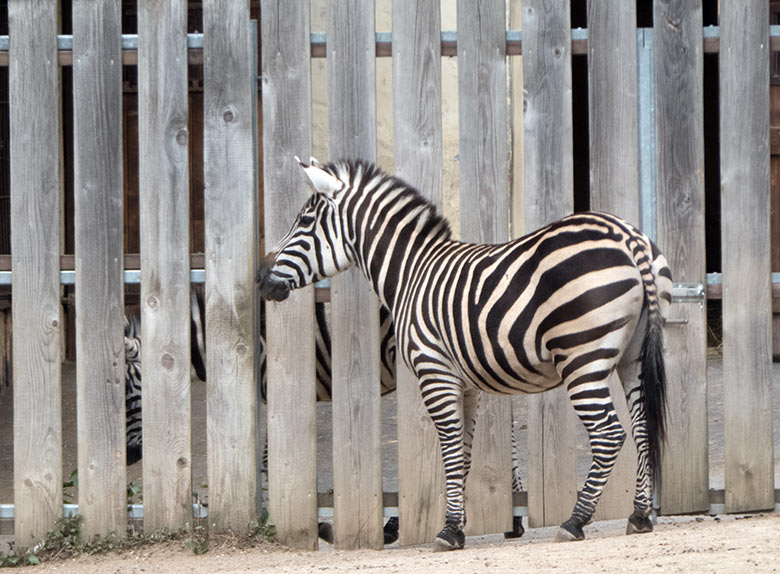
left=335, top=161, right=452, bottom=313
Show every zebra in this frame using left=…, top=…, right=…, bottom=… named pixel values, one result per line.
left=123, top=294, right=209, bottom=466
left=256, top=158, right=672, bottom=550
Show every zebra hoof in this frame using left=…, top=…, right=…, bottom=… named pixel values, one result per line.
left=433, top=524, right=465, bottom=551
left=504, top=516, right=525, bottom=539
left=383, top=516, right=399, bottom=545
left=318, top=522, right=334, bottom=544
left=555, top=518, right=585, bottom=542
left=626, top=513, right=653, bottom=535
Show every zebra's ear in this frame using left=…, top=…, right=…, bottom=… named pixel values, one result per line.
left=295, top=156, right=341, bottom=198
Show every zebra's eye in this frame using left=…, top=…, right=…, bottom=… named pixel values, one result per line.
left=299, top=215, right=316, bottom=226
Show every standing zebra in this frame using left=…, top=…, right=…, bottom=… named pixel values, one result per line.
left=256, top=158, right=672, bottom=550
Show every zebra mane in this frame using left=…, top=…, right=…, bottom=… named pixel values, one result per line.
left=325, top=159, right=453, bottom=241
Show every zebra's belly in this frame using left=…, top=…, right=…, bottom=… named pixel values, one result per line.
left=457, top=355, right=563, bottom=395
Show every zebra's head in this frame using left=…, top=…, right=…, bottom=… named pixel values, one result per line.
left=256, top=157, right=352, bottom=302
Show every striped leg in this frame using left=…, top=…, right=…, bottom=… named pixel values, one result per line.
left=558, top=375, right=627, bottom=542
left=420, top=378, right=470, bottom=550
left=618, top=360, right=654, bottom=534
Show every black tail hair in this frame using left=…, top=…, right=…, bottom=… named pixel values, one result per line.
left=640, top=310, right=667, bottom=488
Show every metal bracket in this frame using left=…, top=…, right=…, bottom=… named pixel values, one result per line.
left=672, top=282, right=705, bottom=303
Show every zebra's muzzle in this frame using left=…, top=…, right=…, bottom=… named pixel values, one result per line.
left=257, top=275, right=291, bottom=301
left=256, top=252, right=292, bottom=302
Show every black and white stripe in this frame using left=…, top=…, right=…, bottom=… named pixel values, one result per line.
left=256, top=158, right=672, bottom=549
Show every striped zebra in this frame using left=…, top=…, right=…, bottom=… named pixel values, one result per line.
left=256, top=158, right=672, bottom=550
left=123, top=295, right=208, bottom=466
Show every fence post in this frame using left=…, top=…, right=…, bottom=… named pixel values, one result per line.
left=587, top=0, right=639, bottom=521
left=72, top=0, right=127, bottom=540
left=9, top=0, right=62, bottom=549
left=522, top=0, right=579, bottom=529
left=393, top=0, right=446, bottom=545
left=328, top=0, right=384, bottom=550
left=261, top=0, right=319, bottom=550
left=137, top=0, right=192, bottom=531
left=203, top=0, right=258, bottom=531
left=720, top=0, right=774, bottom=513
left=653, top=0, right=709, bottom=515
left=457, top=0, right=513, bottom=536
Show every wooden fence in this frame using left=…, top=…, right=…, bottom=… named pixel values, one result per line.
left=4, top=0, right=779, bottom=554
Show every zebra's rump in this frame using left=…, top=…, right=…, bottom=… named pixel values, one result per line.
left=398, top=212, right=668, bottom=395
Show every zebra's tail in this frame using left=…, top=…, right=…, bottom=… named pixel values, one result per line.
left=637, top=242, right=669, bottom=487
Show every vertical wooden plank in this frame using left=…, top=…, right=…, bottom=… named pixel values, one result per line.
left=203, top=0, right=258, bottom=530
left=72, top=0, right=126, bottom=539
left=9, top=0, right=62, bottom=549
left=457, top=0, right=513, bottom=536
left=653, top=0, right=709, bottom=515
left=261, top=0, right=318, bottom=550
left=586, top=0, right=638, bottom=522
left=328, top=0, right=383, bottom=550
left=720, top=0, right=774, bottom=513
left=522, top=0, right=579, bottom=529
left=138, top=0, right=192, bottom=531
left=392, top=0, right=446, bottom=545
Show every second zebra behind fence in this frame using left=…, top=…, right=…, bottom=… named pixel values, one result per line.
left=122, top=290, right=527, bottom=544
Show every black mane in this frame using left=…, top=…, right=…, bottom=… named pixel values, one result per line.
left=325, top=159, right=453, bottom=241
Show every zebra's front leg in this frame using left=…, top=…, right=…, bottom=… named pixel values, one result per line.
left=421, top=379, right=473, bottom=551
left=558, top=380, right=627, bottom=542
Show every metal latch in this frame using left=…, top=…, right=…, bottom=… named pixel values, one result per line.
left=671, top=282, right=705, bottom=303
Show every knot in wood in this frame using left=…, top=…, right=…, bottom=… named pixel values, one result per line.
left=161, top=353, right=175, bottom=370
left=222, top=106, right=236, bottom=123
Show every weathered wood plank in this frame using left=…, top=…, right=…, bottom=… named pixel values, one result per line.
left=327, top=0, right=384, bottom=550
left=72, top=0, right=126, bottom=540
left=457, top=0, right=513, bottom=536
left=261, top=0, right=318, bottom=549
left=653, top=0, right=709, bottom=515
left=720, top=0, right=774, bottom=513
left=587, top=0, right=638, bottom=522
left=392, top=0, right=446, bottom=545
left=137, top=0, right=192, bottom=531
left=203, top=0, right=258, bottom=530
left=522, top=0, right=579, bottom=529
left=9, top=0, right=62, bottom=549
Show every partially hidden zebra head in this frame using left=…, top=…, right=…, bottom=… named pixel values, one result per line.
left=256, top=156, right=352, bottom=302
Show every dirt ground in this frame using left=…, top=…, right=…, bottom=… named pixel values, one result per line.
left=4, top=513, right=779, bottom=573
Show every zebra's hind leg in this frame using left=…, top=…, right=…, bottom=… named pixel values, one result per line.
left=617, top=360, right=654, bottom=535
left=557, top=375, right=627, bottom=542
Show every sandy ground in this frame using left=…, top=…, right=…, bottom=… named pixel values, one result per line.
left=4, top=513, right=780, bottom=573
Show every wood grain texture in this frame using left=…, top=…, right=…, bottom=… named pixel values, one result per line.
left=392, top=0, right=446, bottom=545
left=261, top=1, right=318, bottom=549
left=9, top=0, right=62, bottom=549
left=522, top=0, right=579, bottom=529
left=137, top=0, right=192, bottom=531
left=586, top=0, right=638, bottom=522
left=203, top=0, right=258, bottom=531
left=719, top=0, right=774, bottom=513
left=653, top=0, right=709, bottom=515
left=457, top=0, right=513, bottom=536
left=327, top=0, right=384, bottom=550
left=72, top=0, right=127, bottom=540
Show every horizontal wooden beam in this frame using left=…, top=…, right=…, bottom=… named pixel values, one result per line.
left=1, top=26, right=778, bottom=67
